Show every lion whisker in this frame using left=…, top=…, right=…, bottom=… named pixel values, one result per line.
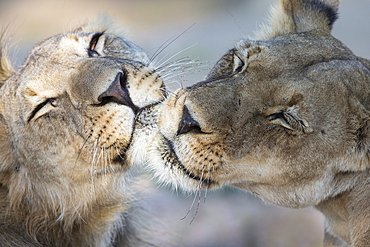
left=70, top=201, right=87, bottom=225
left=180, top=164, right=209, bottom=225
left=152, top=51, right=191, bottom=70
left=115, top=146, right=123, bottom=160
left=75, top=133, right=92, bottom=165
left=188, top=190, right=202, bottom=225
left=148, top=23, right=196, bottom=66
left=148, top=35, right=178, bottom=66
left=203, top=167, right=211, bottom=204
left=190, top=167, right=209, bottom=225
left=89, top=141, right=101, bottom=199
left=180, top=190, right=198, bottom=222
left=154, top=47, right=196, bottom=70
left=156, top=59, right=206, bottom=77
left=106, top=148, right=113, bottom=175
left=159, top=66, right=200, bottom=78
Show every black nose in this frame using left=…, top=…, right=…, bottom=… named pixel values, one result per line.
left=97, top=72, right=139, bottom=114
left=177, top=105, right=203, bottom=135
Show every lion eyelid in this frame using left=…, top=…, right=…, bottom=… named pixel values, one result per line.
left=267, top=107, right=312, bottom=133
left=88, top=32, right=105, bottom=57
left=49, top=97, right=57, bottom=107
left=27, top=98, right=57, bottom=123
left=233, top=54, right=245, bottom=73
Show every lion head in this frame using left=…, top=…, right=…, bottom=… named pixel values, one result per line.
left=0, top=17, right=164, bottom=246
left=131, top=0, right=370, bottom=246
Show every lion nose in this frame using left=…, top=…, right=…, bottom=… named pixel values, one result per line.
left=98, top=72, right=139, bottom=114
left=177, top=105, right=203, bottom=135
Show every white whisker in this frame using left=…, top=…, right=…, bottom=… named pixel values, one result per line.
left=148, top=23, right=196, bottom=65
left=181, top=190, right=199, bottom=222
left=153, top=44, right=198, bottom=70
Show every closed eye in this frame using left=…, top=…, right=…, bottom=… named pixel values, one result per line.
left=233, top=53, right=245, bottom=74
left=87, top=32, right=105, bottom=57
left=27, top=98, right=57, bottom=123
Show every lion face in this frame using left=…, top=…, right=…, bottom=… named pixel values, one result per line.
left=0, top=19, right=164, bottom=222
left=132, top=0, right=370, bottom=210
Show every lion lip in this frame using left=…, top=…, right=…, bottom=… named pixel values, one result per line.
left=161, top=135, right=216, bottom=187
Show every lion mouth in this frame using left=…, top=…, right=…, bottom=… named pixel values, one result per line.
left=113, top=151, right=127, bottom=165
left=160, top=135, right=216, bottom=188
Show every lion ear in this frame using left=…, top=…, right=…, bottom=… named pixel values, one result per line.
left=256, top=0, right=339, bottom=40
left=357, top=56, right=370, bottom=71
left=0, top=28, right=15, bottom=183
left=0, top=28, right=15, bottom=87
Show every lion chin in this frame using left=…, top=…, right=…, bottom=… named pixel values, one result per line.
left=0, top=16, right=165, bottom=246
left=131, top=0, right=370, bottom=246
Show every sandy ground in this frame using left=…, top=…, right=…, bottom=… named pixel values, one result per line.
left=1, top=0, right=369, bottom=246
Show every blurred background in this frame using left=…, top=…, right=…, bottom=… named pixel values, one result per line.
left=1, top=0, right=369, bottom=246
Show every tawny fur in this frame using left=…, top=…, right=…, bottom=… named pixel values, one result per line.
left=0, top=26, right=14, bottom=84
left=130, top=0, right=370, bottom=246
left=0, top=16, right=164, bottom=246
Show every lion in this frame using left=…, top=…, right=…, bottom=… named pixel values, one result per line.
left=129, top=0, right=370, bottom=246
left=0, top=16, right=165, bottom=246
